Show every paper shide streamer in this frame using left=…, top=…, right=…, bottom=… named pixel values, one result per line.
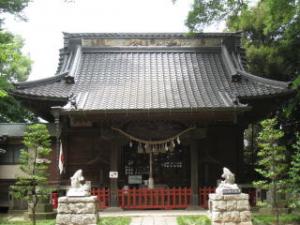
left=111, top=127, right=194, bottom=154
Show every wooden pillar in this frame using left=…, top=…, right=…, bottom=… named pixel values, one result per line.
left=190, top=140, right=199, bottom=207
left=236, top=126, right=245, bottom=183
left=109, top=142, right=119, bottom=207
left=50, top=106, right=62, bottom=186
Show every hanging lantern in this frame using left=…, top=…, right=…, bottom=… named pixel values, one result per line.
left=176, top=136, right=181, bottom=144
left=129, top=140, right=133, bottom=148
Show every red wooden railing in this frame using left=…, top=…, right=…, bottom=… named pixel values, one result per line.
left=51, top=186, right=256, bottom=210
left=118, top=187, right=191, bottom=209
left=199, top=186, right=216, bottom=209
left=91, top=188, right=110, bottom=209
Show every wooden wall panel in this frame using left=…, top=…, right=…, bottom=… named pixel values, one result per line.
left=198, top=125, right=243, bottom=186
left=48, top=124, right=245, bottom=188
left=59, top=132, right=111, bottom=187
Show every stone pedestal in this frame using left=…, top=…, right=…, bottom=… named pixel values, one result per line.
left=209, top=193, right=252, bottom=225
left=56, top=196, right=98, bottom=225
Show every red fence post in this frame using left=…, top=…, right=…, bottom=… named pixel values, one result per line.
left=199, top=187, right=216, bottom=209
left=91, top=188, right=110, bottom=209
left=51, top=192, right=58, bottom=209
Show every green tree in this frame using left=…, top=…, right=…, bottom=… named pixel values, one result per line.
left=254, top=118, right=288, bottom=224
left=185, top=0, right=248, bottom=32
left=186, top=0, right=299, bottom=81
left=0, top=0, right=34, bottom=122
left=226, top=0, right=299, bottom=81
left=0, top=31, right=33, bottom=122
left=0, top=0, right=30, bottom=24
left=287, top=133, right=300, bottom=208
left=10, top=124, right=52, bottom=225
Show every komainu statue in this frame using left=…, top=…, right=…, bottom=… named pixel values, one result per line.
left=221, top=167, right=235, bottom=184
left=215, top=167, right=241, bottom=194
left=67, top=169, right=91, bottom=197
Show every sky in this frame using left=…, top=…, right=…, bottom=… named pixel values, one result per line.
left=3, top=0, right=225, bottom=81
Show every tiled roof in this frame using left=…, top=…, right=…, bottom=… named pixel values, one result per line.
left=0, top=123, right=56, bottom=137
left=12, top=37, right=292, bottom=113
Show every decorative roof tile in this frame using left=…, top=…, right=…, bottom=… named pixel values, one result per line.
left=63, top=32, right=240, bottom=47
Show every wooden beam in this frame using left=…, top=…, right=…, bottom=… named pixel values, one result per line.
left=109, top=142, right=119, bottom=207
left=235, top=126, right=245, bottom=182
left=190, top=140, right=199, bottom=206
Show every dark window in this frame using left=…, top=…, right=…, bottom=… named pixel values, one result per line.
left=0, top=144, right=23, bottom=164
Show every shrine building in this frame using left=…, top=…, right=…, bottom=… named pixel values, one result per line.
left=8, top=32, right=294, bottom=210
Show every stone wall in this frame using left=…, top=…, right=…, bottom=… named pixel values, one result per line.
left=56, top=196, right=98, bottom=225
left=209, top=193, right=252, bottom=225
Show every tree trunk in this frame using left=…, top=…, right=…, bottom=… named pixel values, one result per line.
left=273, top=182, right=279, bottom=225
left=31, top=187, right=38, bottom=225
left=29, top=201, right=36, bottom=225
left=32, top=206, right=36, bottom=225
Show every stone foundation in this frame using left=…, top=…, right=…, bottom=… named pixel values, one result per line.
left=209, top=193, right=253, bottom=225
left=56, top=196, right=98, bottom=225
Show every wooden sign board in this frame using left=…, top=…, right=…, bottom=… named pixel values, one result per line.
left=128, top=175, right=142, bottom=184
left=109, top=171, right=118, bottom=179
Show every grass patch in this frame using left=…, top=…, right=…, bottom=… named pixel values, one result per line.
left=176, top=214, right=300, bottom=225
left=177, top=215, right=211, bottom=225
left=98, top=217, right=131, bottom=225
left=0, top=218, right=55, bottom=225
left=252, top=214, right=300, bottom=225
left=0, top=217, right=131, bottom=225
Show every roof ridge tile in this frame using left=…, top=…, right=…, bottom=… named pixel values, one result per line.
left=13, top=73, right=67, bottom=89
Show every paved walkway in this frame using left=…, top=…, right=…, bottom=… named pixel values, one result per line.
left=100, top=209, right=208, bottom=217
left=2, top=209, right=209, bottom=225
left=130, top=216, right=177, bottom=225
left=100, top=210, right=209, bottom=225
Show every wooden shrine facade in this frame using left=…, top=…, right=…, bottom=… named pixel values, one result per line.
left=11, top=32, right=294, bottom=209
